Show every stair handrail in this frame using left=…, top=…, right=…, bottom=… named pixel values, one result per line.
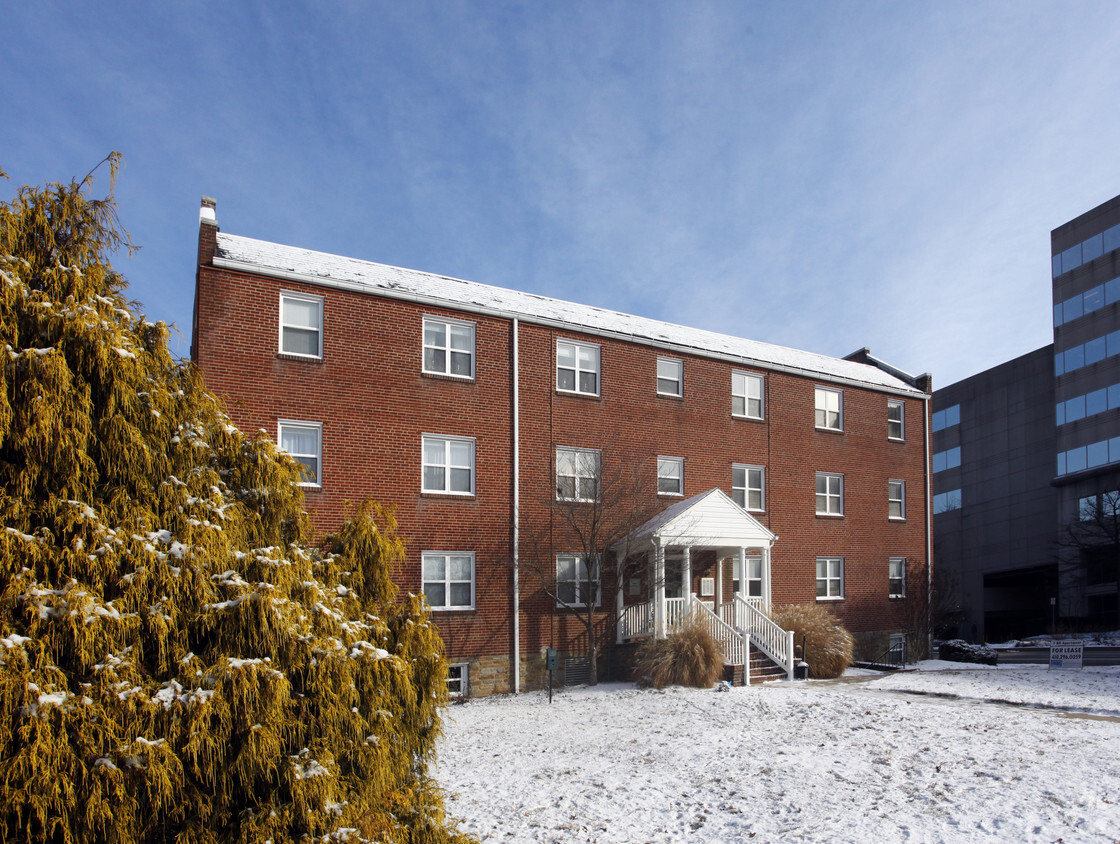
left=732, top=595, right=795, bottom=680
left=689, top=601, right=745, bottom=666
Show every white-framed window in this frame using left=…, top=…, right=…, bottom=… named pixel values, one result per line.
left=888, top=480, right=906, bottom=520
left=889, top=557, right=906, bottom=598
left=732, top=464, right=765, bottom=512
left=815, top=472, right=843, bottom=516
left=556, top=554, right=600, bottom=607
left=888, top=400, right=905, bottom=440
left=447, top=663, right=469, bottom=698
left=657, top=357, right=683, bottom=397
left=557, top=339, right=600, bottom=396
left=423, top=316, right=475, bottom=378
left=422, top=552, right=475, bottom=610
left=279, top=291, right=323, bottom=358
left=657, top=456, right=684, bottom=496
left=556, top=447, right=600, bottom=502
left=732, top=371, right=764, bottom=419
left=278, top=420, right=322, bottom=487
left=700, top=577, right=715, bottom=597
left=815, top=386, right=843, bottom=430
left=732, top=555, right=764, bottom=598
left=816, top=557, right=844, bottom=600
left=422, top=435, right=475, bottom=495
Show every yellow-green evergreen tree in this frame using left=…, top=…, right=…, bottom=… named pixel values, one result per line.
left=0, top=157, right=473, bottom=843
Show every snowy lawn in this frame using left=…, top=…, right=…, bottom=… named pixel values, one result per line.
left=436, top=665, right=1120, bottom=842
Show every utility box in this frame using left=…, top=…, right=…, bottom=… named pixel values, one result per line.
left=545, top=647, right=559, bottom=672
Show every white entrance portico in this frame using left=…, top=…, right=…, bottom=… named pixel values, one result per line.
left=615, top=488, right=795, bottom=681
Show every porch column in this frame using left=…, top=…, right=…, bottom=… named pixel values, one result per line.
left=682, top=546, right=692, bottom=616
left=715, top=557, right=723, bottom=611
left=737, top=547, right=748, bottom=601
left=653, top=542, right=666, bottom=638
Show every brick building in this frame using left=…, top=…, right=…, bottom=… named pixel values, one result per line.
left=192, top=198, right=932, bottom=695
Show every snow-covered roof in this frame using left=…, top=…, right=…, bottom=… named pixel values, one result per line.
left=618, top=488, right=777, bottom=553
left=213, top=232, right=925, bottom=394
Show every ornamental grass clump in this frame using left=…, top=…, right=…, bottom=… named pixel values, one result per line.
left=0, top=157, right=474, bottom=843
left=635, top=614, right=724, bottom=689
left=771, top=603, right=854, bottom=679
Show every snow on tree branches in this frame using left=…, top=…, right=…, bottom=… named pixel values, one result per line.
left=0, top=157, right=472, bottom=843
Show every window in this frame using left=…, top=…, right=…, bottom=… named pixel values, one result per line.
left=732, top=555, right=764, bottom=598
left=279, top=292, right=323, bottom=358
left=933, top=489, right=961, bottom=513
left=932, top=447, right=961, bottom=473
left=657, top=357, right=682, bottom=397
left=422, top=552, right=475, bottom=610
left=732, top=371, right=764, bottom=419
left=1080, top=494, right=1098, bottom=521
left=814, top=387, right=842, bottom=430
left=888, top=480, right=906, bottom=520
left=278, top=421, right=322, bottom=487
left=657, top=456, right=684, bottom=496
left=816, top=557, right=844, bottom=599
left=815, top=473, right=843, bottom=516
left=447, top=663, right=469, bottom=698
left=889, top=558, right=906, bottom=598
left=557, top=339, right=600, bottom=396
left=556, top=554, right=600, bottom=607
left=732, top=464, right=765, bottom=512
left=556, top=447, right=600, bottom=502
left=931, top=404, right=960, bottom=432
left=423, top=316, right=474, bottom=378
left=422, top=435, right=475, bottom=495
left=887, top=400, right=904, bottom=440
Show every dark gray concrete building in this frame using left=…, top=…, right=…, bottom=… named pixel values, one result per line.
left=932, top=347, right=1057, bottom=642
left=934, top=193, right=1120, bottom=641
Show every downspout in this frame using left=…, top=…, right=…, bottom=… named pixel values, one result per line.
left=512, top=318, right=521, bottom=694
left=923, top=391, right=933, bottom=660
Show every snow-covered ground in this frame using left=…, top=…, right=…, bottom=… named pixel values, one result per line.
left=436, top=664, right=1120, bottom=842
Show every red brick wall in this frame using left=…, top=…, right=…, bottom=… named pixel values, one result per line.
left=195, top=239, right=930, bottom=684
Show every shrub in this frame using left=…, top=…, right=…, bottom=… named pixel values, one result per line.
left=771, top=603, right=854, bottom=679
left=635, top=614, right=724, bottom=689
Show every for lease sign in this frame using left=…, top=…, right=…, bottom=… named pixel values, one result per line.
left=1049, top=641, right=1084, bottom=670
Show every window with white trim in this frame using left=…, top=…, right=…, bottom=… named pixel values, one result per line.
left=422, top=435, right=475, bottom=495
left=447, top=663, right=469, bottom=697
left=279, top=292, right=323, bottom=358
left=888, top=400, right=905, bottom=440
left=815, top=473, right=843, bottom=516
left=889, top=558, right=906, bottom=598
left=557, top=339, right=600, bottom=396
left=815, top=386, right=843, bottom=430
left=888, top=479, right=906, bottom=520
left=423, top=316, right=475, bottom=378
left=816, top=557, right=844, bottom=599
left=422, top=552, right=475, bottom=610
left=278, top=421, right=322, bottom=487
left=556, top=554, right=600, bottom=607
left=732, top=555, right=764, bottom=598
left=657, top=357, right=683, bottom=397
left=657, top=456, right=684, bottom=496
left=732, top=371, right=764, bottom=419
left=732, top=464, right=765, bottom=512
left=556, top=447, right=600, bottom=502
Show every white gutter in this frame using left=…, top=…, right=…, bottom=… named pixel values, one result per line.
left=214, top=256, right=924, bottom=399
left=512, top=318, right=520, bottom=695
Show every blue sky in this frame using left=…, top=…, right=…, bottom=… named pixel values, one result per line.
left=5, top=1, right=1120, bottom=386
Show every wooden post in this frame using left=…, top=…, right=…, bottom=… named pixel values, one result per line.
left=654, top=542, right=666, bottom=639
left=682, top=546, right=692, bottom=618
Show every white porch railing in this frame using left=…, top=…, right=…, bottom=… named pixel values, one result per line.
left=665, top=597, right=685, bottom=630
left=689, top=601, right=745, bottom=665
left=727, top=594, right=795, bottom=681
left=618, top=601, right=654, bottom=641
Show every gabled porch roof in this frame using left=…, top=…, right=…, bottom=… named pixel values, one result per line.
left=618, top=488, right=777, bottom=556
